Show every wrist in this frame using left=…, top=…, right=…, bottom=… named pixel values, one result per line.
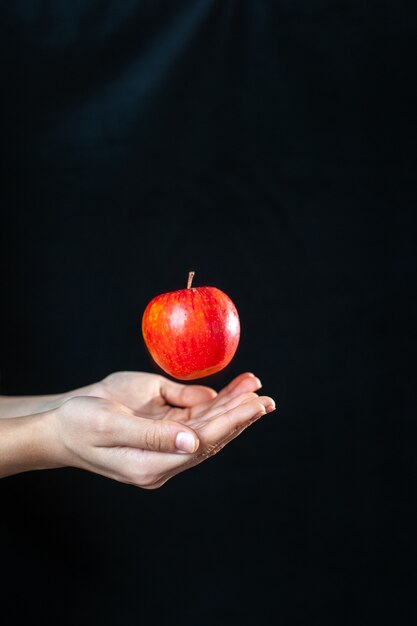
left=0, top=410, right=64, bottom=479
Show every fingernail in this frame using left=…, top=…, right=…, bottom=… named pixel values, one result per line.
left=175, top=432, right=198, bottom=453
left=266, top=402, right=276, bottom=413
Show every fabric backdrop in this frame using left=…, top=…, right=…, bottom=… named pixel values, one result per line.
left=1, top=2, right=416, bottom=625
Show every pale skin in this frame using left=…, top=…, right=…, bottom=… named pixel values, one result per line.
left=0, top=371, right=276, bottom=488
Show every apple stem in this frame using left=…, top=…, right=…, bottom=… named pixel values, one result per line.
left=187, top=271, right=195, bottom=289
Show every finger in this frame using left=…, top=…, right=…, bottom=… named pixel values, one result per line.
left=94, top=397, right=276, bottom=489
left=216, top=372, right=262, bottom=401
left=201, top=401, right=276, bottom=452
left=160, top=379, right=217, bottom=407
left=196, top=395, right=276, bottom=449
left=189, top=391, right=260, bottom=424
left=101, top=413, right=200, bottom=454
left=185, top=374, right=262, bottom=421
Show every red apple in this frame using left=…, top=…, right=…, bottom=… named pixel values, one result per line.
left=141, top=272, right=240, bottom=380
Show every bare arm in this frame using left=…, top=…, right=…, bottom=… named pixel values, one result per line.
left=0, top=411, right=56, bottom=478
left=0, top=372, right=276, bottom=487
left=0, top=394, right=63, bottom=418
left=0, top=384, right=92, bottom=418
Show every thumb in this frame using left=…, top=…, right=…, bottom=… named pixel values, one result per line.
left=161, top=379, right=217, bottom=407
left=109, top=413, right=200, bottom=454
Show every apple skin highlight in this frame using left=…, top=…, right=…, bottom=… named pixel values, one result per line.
left=142, top=278, right=240, bottom=381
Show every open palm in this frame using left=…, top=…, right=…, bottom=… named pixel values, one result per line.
left=55, top=371, right=275, bottom=488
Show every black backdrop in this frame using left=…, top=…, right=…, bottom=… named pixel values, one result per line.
left=1, top=2, right=416, bottom=625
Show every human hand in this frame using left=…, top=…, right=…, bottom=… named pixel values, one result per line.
left=45, top=372, right=275, bottom=488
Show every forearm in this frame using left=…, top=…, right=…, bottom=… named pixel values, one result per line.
left=0, top=382, right=95, bottom=418
left=0, top=412, right=59, bottom=478
left=0, top=393, right=65, bottom=418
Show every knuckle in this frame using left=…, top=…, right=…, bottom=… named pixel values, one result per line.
left=253, top=401, right=267, bottom=417
left=144, top=426, right=164, bottom=451
left=205, top=442, right=219, bottom=456
left=199, top=441, right=224, bottom=460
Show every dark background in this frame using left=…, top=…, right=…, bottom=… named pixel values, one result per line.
left=1, top=1, right=416, bottom=625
